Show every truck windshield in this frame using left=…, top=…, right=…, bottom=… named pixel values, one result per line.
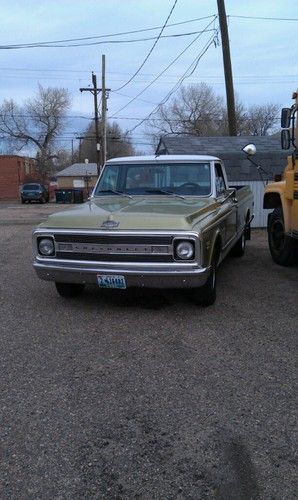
left=94, top=163, right=211, bottom=196
left=22, top=184, right=41, bottom=191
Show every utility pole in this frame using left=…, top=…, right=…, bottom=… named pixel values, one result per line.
left=71, top=139, right=74, bottom=163
left=217, top=0, right=237, bottom=136
left=92, top=72, right=101, bottom=174
left=79, top=62, right=110, bottom=174
left=101, top=54, right=107, bottom=166
left=80, top=72, right=101, bottom=176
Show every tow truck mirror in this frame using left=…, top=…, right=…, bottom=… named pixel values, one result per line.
left=281, top=108, right=291, bottom=128
left=242, top=144, right=256, bottom=156
left=281, top=129, right=290, bottom=150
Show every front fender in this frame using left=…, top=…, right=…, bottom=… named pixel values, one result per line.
left=264, top=182, right=292, bottom=232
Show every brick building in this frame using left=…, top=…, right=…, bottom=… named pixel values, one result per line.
left=0, top=155, right=37, bottom=201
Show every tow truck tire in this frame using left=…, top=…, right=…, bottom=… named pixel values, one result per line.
left=55, top=282, right=85, bottom=297
left=268, top=207, right=297, bottom=266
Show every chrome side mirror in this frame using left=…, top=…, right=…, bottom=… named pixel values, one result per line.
left=242, top=144, right=256, bottom=156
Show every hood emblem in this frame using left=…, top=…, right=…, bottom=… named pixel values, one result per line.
left=101, top=215, right=119, bottom=229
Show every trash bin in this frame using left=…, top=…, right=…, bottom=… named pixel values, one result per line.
left=55, top=189, right=74, bottom=203
left=73, top=188, right=84, bottom=203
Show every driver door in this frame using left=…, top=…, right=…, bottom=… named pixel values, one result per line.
left=215, top=163, right=237, bottom=246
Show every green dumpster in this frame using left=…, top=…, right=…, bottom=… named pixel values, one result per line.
left=73, top=189, right=84, bottom=203
left=55, top=189, right=74, bottom=203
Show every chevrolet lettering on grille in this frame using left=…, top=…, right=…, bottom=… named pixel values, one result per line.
left=56, top=242, right=171, bottom=255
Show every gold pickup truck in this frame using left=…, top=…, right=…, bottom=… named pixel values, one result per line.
left=33, top=155, right=253, bottom=306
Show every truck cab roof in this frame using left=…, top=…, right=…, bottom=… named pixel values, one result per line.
left=106, top=154, right=221, bottom=164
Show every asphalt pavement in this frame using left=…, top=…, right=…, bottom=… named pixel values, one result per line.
left=0, top=202, right=297, bottom=499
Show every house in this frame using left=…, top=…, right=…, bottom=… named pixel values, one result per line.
left=156, top=136, right=290, bottom=227
left=56, top=163, right=98, bottom=197
left=0, top=155, right=37, bottom=201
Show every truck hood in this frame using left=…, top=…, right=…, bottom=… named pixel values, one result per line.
left=39, top=196, right=217, bottom=231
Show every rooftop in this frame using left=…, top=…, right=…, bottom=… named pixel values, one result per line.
left=56, top=163, right=98, bottom=177
left=156, top=136, right=291, bottom=181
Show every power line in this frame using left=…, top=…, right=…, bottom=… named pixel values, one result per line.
left=0, top=15, right=216, bottom=48
left=0, top=113, right=94, bottom=120
left=228, top=15, right=298, bottom=21
left=0, top=29, right=216, bottom=50
left=0, top=13, right=295, bottom=50
left=1, top=66, right=296, bottom=81
left=112, top=92, right=157, bottom=106
left=127, top=29, right=219, bottom=134
left=110, top=16, right=217, bottom=117
left=0, top=65, right=296, bottom=79
left=1, top=73, right=297, bottom=86
left=114, top=0, right=178, bottom=92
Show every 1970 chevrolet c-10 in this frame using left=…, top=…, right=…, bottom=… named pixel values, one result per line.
left=33, top=155, right=254, bottom=306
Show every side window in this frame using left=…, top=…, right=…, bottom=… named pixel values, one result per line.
left=215, top=163, right=226, bottom=196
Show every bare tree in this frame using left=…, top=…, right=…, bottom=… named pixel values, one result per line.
left=147, top=83, right=225, bottom=141
left=0, top=85, right=71, bottom=176
left=245, top=103, right=279, bottom=136
left=146, top=83, right=279, bottom=139
left=79, top=121, right=135, bottom=163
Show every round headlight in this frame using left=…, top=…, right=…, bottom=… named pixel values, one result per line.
left=38, top=238, right=55, bottom=256
left=176, top=241, right=194, bottom=260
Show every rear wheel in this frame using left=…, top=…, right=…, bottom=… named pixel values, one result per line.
left=55, top=282, right=85, bottom=297
left=21, top=198, right=25, bottom=204
left=268, top=207, right=297, bottom=266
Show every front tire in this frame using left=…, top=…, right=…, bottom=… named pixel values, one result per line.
left=191, top=250, right=218, bottom=307
left=55, top=282, right=85, bottom=297
left=268, top=207, right=297, bottom=266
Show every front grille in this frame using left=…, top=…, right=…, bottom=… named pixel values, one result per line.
left=54, top=234, right=173, bottom=245
left=53, top=233, right=175, bottom=263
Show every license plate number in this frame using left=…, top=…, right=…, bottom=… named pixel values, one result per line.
left=97, top=274, right=126, bottom=289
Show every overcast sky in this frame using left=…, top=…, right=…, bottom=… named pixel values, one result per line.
left=0, top=0, right=297, bottom=153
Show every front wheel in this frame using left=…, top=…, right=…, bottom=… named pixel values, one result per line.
left=268, top=207, right=297, bottom=266
left=55, top=282, right=85, bottom=297
left=191, top=253, right=218, bottom=307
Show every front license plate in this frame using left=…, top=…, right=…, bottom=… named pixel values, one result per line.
left=97, top=274, right=126, bottom=289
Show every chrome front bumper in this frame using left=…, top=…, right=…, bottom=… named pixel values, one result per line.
left=33, top=258, right=210, bottom=289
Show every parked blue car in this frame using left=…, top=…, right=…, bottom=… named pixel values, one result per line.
left=21, top=183, right=49, bottom=204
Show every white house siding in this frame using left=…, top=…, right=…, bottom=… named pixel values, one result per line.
left=231, top=180, right=271, bottom=228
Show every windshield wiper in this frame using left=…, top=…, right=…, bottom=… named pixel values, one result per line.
left=145, top=189, right=185, bottom=200
left=96, top=189, right=133, bottom=199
